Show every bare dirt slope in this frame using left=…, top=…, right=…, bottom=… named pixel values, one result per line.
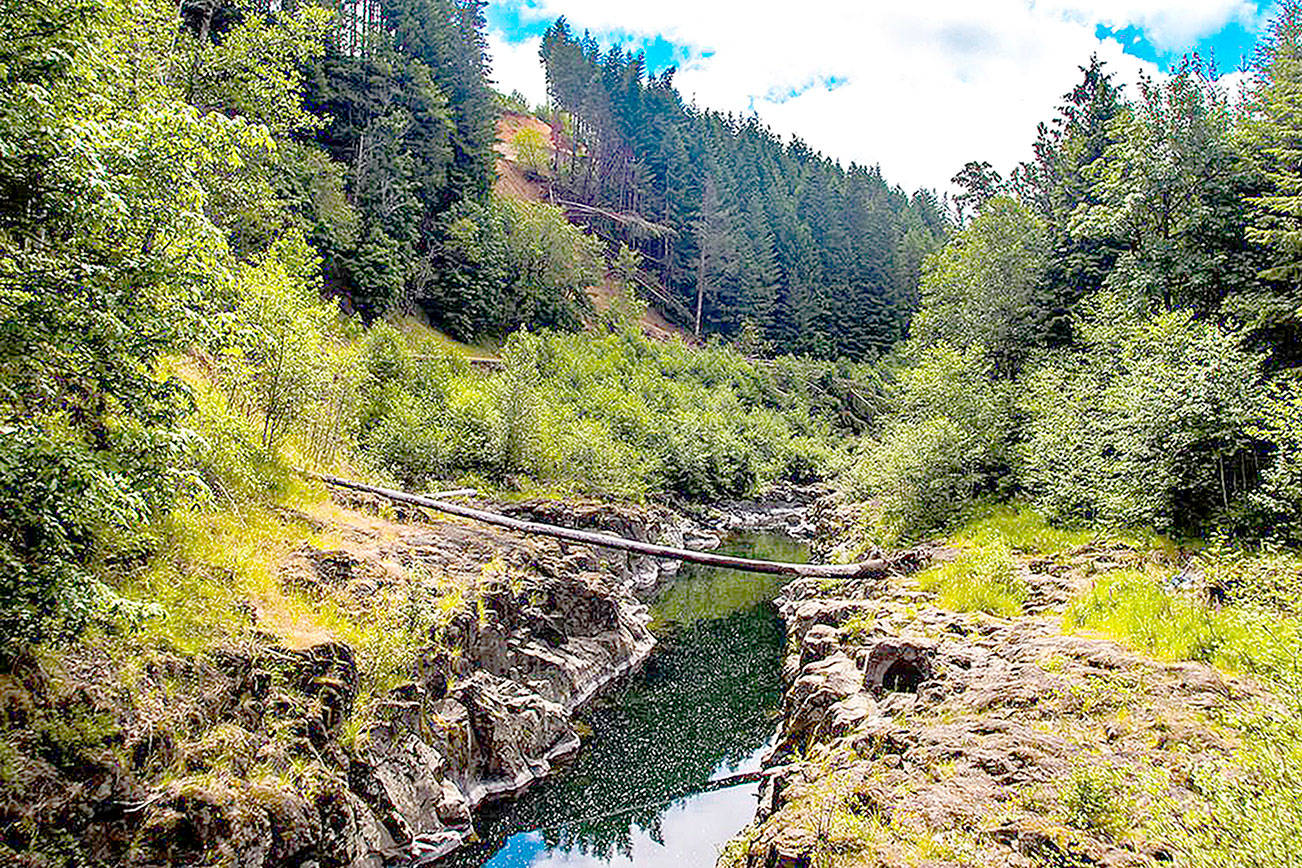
left=493, top=112, right=697, bottom=345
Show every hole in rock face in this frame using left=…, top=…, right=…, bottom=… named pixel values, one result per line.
left=881, top=659, right=925, bottom=694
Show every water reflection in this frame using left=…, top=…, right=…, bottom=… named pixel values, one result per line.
left=441, top=533, right=807, bottom=868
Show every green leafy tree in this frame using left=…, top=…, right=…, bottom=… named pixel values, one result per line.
left=951, top=160, right=1004, bottom=225
left=846, top=344, right=1015, bottom=540
left=1237, top=1, right=1302, bottom=360
left=418, top=194, right=600, bottom=339
left=1020, top=301, right=1268, bottom=532
left=0, top=0, right=292, bottom=640
left=910, top=197, right=1049, bottom=375
left=1073, top=62, right=1259, bottom=317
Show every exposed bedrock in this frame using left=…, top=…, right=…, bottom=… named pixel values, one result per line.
left=1, top=495, right=677, bottom=868
left=734, top=558, right=1260, bottom=868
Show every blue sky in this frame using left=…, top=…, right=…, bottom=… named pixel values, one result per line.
left=485, top=1, right=1277, bottom=191
left=1096, top=17, right=1262, bottom=72
left=485, top=3, right=692, bottom=78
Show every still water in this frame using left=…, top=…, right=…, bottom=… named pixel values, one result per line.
left=441, top=532, right=808, bottom=868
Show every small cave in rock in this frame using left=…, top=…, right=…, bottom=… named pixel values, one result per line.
left=881, top=658, right=925, bottom=694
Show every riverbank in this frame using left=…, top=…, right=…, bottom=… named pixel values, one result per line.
left=0, top=489, right=709, bottom=866
left=725, top=504, right=1296, bottom=867
left=443, top=532, right=807, bottom=868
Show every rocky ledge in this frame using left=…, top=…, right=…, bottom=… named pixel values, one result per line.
left=731, top=546, right=1261, bottom=867
left=0, top=492, right=687, bottom=868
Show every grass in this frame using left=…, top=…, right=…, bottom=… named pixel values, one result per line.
left=1058, top=762, right=1133, bottom=839
left=1063, top=566, right=1299, bottom=673
left=952, top=502, right=1180, bottom=559
left=839, top=612, right=875, bottom=642
left=915, top=538, right=1028, bottom=616
left=119, top=491, right=329, bottom=656
left=388, top=313, right=502, bottom=359
left=1058, top=548, right=1302, bottom=866
left=1158, top=729, right=1302, bottom=868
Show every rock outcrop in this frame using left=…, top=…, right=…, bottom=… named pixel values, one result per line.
left=733, top=551, right=1261, bottom=868
left=1, top=493, right=673, bottom=867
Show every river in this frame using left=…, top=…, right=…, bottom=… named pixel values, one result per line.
left=439, top=532, right=808, bottom=868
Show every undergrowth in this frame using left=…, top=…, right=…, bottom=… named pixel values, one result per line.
left=915, top=538, right=1028, bottom=616
left=1065, top=565, right=1302, bottom=674
left=1058, top=541, right=1302, bottom=865
left=951, top=502, right=1180, bottom=559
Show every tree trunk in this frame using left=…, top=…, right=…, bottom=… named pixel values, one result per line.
left=695, top=243, right=705, bottom=336
left=304, top=471, right=899, bottom=580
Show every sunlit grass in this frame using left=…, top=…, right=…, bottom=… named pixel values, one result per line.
left=119, top=495, right=328, bottom=655
left=388, top=314, right=502, bottom=359
left=1064, top=566, right=1300, bottom=675
left=915, top=538, right=1027, bottom=616
left=952, top=502, right=1180, bottom=559
left=1061, top=557, right=1302, bottom=866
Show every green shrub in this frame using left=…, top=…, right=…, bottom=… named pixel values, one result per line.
left=1020, top=306, right=1268, bottom=535
left=844, top=344, right=1014, bottom=542
left=1063, top=568, right=1289, bottom=670
left=1059, top=763, right=1132, bottom=838
left=656, top=413, right=756, bottom=500
left=1249, top=374, right=1302, bottom=542
left=915, top=539, right=1027, bottom=616
left=511, top=127, right=550, bottom=175
left=353, top=325, right=840, bottom=500
left=0, top=423, right=164, bottom=643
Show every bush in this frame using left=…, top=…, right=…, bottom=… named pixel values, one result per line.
left=1059, top=763, right=1132, bottom=838
left=844, top=344, right=1014, bottom=541
left=354, top=326, right=840, bottom=500
left=1249, top=374, right=1302, bottom=542
left=1020, top=306, right=1268, bottom=534
left=0, top=424, right=159, bottom=643
left=511, top=127, right=550, bottom=176
left=915, top=539, right=1027, bottom=616
left=418, top=194, right=599, bottom=340
left=214, top=234, right=348, bottom=453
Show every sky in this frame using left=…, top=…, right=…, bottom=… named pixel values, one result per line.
left=483, top=0, right=1278, bottom=193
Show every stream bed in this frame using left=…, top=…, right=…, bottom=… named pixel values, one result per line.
left=440, top=532, right=808, bottom=868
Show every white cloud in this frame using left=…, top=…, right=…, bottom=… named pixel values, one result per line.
left=486, top=0, right=1258, bottom=191
left=1041, top=0, right=1258, bottom=50
left=487, top=32, right=548, bottom=107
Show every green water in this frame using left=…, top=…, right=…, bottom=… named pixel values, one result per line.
left=440, top=532, right=806, bottom=868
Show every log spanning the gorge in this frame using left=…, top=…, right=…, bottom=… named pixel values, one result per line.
left=304, top=471, right=891, bottom=579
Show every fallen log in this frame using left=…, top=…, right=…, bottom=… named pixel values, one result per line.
left=302, top=471, right=890, bottom=579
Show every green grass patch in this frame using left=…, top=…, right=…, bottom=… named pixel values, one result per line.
left=952, top=502, right=1180, bottom=558
left=1058, top=762, right=1134, bottom=839
left=915, top=538, right=1027, bottom=616
left=118, top=496, right=325, bottom=655
left=1159, top=726, right=1302, bottom=867
left=1058, top=546, right=1302, bottom=865
left=388, top=314, right=502, bottom=360
left=1063, top=567, right=1297, bottom=672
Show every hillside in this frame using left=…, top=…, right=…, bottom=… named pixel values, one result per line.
left=492, top=111, right=698, bottom=344
left=4, top=3, right=1302, bottom=868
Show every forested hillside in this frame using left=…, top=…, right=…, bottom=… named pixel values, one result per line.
left=0, top=0, right=874, bottom=646
left=518, top=20, right=949, bottom=358
left=844, top=41, right=1302, bottom=548
left=6, top=0, right=1302, bottom=865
